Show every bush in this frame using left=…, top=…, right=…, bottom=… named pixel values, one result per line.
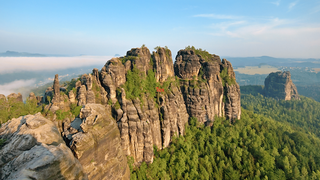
left=70, top=104, right=82, bottom=117
left=120, top=56, right=137, bottom=64
left=55, top=110, right=69, bottom=120
left=220, top=68, right=236, bottom=86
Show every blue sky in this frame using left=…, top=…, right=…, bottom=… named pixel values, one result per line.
left=1, top=0, right=320, bottom=58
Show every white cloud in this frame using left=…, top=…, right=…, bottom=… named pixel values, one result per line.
left=271, top=0, right=281, bottom=6
left=288, top=0, right=299, bottom=10
left=209, top=18, right=289, bottom=38
left=0, top=56, right=113, bottom=74
left=210, top=21, right=246, bottom=31
left=204, top=16, right=320, bottom=58
left=194, top=14, right=242, bottom=19
left=0, top=79, right=36, bottom=96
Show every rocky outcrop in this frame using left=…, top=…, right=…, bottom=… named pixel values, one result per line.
left=63, top=104, right=130, bottom=180
left=0, top=113, right=87, bottom=179
left=13, top=46, right=240, bottom=176
left=174, top=49, right=241, bottom=124
left=94, top=46, right=241, bottom=165
left=264, top=71, right=300, bottom=100
left=152, top=47, right=174, bottom=82
left=174, top=49, right=202, bottom=79
left=126, top=47, right=152, bottom=75
left=0, top=94, right=5, bottom=101
left=52, top=74, right=60, bottom=104
left=7, top=93, right=23, bottom=103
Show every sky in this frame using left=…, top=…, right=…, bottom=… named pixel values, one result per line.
left=1, top=0, right=320, bottom=58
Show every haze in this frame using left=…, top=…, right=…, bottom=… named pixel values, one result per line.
left=0, top=56, right=112, bottom=74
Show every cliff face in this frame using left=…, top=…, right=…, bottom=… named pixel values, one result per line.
left=264, top=71, right=300, bottom=100
left=6, top=46, right=241, bottom=179
left=63, top=104, right=130, bottom=180
left=174, top=49, right=241, bottom=124
left=100, top=47, right=189, bottom=165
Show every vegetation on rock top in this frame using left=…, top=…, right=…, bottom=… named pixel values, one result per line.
left=185, top=46, right=213, bottom=62
left=0, top=98, right=41, bottom=125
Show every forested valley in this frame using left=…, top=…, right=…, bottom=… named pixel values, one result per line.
left=130, top=86, right=320, bottom=180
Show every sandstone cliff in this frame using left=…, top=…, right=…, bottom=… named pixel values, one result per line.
left=63, top=104, right=130, bottom=180
left=42, top=46, right=240, bottom=166
left=174, top=47, right=241, bottom=123
left=1, top=46, right=241, bottom=179
left=264, top=71, right=300, bottom=100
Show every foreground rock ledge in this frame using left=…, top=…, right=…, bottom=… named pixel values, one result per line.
left=0, top=113, right=87, bottom=180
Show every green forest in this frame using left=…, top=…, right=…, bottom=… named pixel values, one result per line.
left=130, top=86, right=320, bottom=180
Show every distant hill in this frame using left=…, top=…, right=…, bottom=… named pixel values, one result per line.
left=0, top=51, right=46, bottom=57
left=0, top=51, right=71, bottom=57
left=226, top=56, right=320, bottom=68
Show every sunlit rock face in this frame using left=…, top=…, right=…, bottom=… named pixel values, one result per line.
left=152, top=47, right=175, bottom=82
left=0, top=113, right=87, bottom=180
left=96, top=46, right=240, bottom=165
left=174, top=49, right=241, bottom=124
left=12, top=46, right=241, bottom=176
left=63, top=104, right=130, bottom=180
left=264, top=71, right=300, bottom=100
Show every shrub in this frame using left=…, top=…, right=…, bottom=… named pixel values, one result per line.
left=120, top=56, right=137, bottom=64
left=114, top=101, right=121, bottom=109
left=220, top=68, right=236, bottom=87
left=70, top=104, right=82, bottom=117
left=55, top=110, right=69, bottom=120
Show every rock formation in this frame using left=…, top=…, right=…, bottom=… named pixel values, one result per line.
left=174, top=48, right=241, bottom=123
left=63, top=104, right=130, bottom=180
left=0, top=113, right=87, bottom=179
left=264, top=71, right=300, bottom=100
left=52, top=74, right=60, bottom=104
left=1, top=46, right=241, bottom=179
left=0, top=94, right=5, bottom=101
left=7, top=93, right=23, bottom=103
left=92, top=46, right=240, bottom=165
left=152, top=47, right=174, bottom=82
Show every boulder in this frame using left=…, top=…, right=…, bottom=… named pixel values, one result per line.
left=0, top=113, right=87, bottom=179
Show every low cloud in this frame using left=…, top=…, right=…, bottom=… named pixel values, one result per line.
left=0, top=79, right=36, bottom=97
left=0, top=56, right=113, bottom=74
